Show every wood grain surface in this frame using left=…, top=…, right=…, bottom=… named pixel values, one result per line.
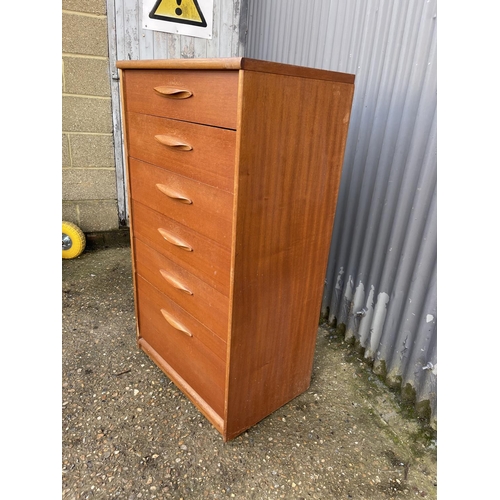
left=122, top=69, right=239, bottom=129
left=136, top=275, right=226, bottom=417
left=128, top=158, right=233, bottom=247
left=133, top=238, right=229, bottom=343
left=119, top=59, right=355, bottom=441
left=224, top=70, right=354, bottom=440
left=126, top=112, right=236, bottom=192
left=131, top=201, right=232, bottom=296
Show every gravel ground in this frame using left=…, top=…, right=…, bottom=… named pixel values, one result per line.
left=62, top=244, right=437, bottom=499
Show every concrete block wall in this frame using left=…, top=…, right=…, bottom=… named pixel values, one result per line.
left=62, top=0, right=119, bottom=232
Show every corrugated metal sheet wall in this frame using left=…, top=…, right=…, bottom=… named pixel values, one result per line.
left=246, top=0, right=437, bottom=425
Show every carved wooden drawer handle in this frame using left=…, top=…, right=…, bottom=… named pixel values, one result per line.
left=160, top=269, right=193, bottom=295
left=153, top=86, right=193, bottom=99
left=154, top=135, right=193, bottom=151
left=155, top=183, right=193, bottom=204
left=160, top=309, right=193, bottom=337
left=158, top=228, right=193, bottom=252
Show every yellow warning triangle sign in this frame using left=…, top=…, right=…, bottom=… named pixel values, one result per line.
left=149, top=0, right=207, bottom=27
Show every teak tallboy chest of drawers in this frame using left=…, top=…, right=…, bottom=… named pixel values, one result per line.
left=116, top=57, right=355, bottom=441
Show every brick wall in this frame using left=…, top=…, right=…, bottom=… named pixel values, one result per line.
left=62, top=0, right=119, bottom=232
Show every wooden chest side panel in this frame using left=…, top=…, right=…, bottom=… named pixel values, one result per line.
left=225, top=70, right=354, bottom=440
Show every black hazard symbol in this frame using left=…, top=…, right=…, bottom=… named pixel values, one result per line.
left=149, top=0, right=207, bottom=27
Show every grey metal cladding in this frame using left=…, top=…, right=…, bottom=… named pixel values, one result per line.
left=246, top=0, right=437, bottom=425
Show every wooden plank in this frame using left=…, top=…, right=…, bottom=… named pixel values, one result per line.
left=116, top=57, right=355, bottom=84
left=125, top=111, right=236, bottom=193
left=128, top=158, right=233, bottom=247
left=224, top=70, right=355, bottom=440
left=118, top=68, right=140, bottom=342
left=134, top=238, right=230, bottom=342
left=136, top=275, right=226, bottom=416
left=138, top=337, right=225, bottom=433
left=240, top=58, right=356, bottom=84
left=122, top=69, right=239, bottom=129
left=132, top=201, right=232, bottom=296
left=107, top=0, right=127, bottom=226
left=138, top=1, right=155, bottom=59
left=124, top=0, right=141, bottom=60
left=116, top=57, right=244, bottom=70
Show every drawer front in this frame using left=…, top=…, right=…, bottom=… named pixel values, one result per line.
left=129, top=158, right=233, bottom=248
left=131, top=200, right=231, bottom=297
left=136, top=276, right=225, bottom=417
left=122, top=69, right=239, bottom=129
left=134, top=238, right=229, bottom=342
left=126, top=112, right=236, bottom=192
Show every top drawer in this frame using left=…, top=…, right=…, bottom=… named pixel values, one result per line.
left=121, top=69, right=239, bottom=130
